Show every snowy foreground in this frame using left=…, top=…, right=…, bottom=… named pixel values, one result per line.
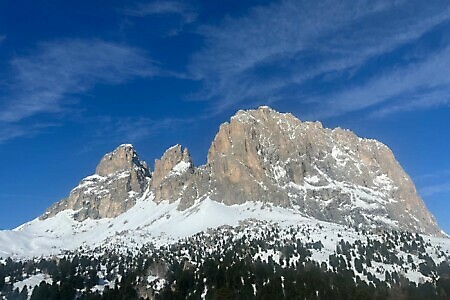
left=0, top=194, right=449, bottom=287
left=0, top=193, right=339, bottom=258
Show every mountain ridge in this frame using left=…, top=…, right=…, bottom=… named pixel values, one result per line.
left=41, top=106, right=441, bottom=236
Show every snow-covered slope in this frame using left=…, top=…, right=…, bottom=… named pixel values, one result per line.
left=1, top=189, right=449, bottom=276
left=1, top=192, right=449, bottom=288
left=0, top=190, right=312, bottom=258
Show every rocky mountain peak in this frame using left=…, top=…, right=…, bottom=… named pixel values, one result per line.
left=41, top=144, right=150, bottom=221
left=204, top=106, right=440, bottom=235
left=151, top=145, right=194, bottom=193
left=95, top=144, right=149, bottom=177
left=230, top=106, right=299, bottom=125
left=149, top=144, right=202, bottom=210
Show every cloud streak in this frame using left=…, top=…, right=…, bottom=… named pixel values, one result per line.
left=189, top=0, right=450, bottom=118
left=72, top=115, right=199, bottom=156
left=109, top=116, right=197, bottom=142
left=415, top=169, right=450, bottom=182
left=1, top=39, right=157, bottom=123
left=0, top=39, right=158, bottom=143
left=124, top=1, right=197, bottom=24
left=416, top=168, right=450, bottom=199
left=310, top=44, right=450, bottom=119
left=420, top=182, right=450, bottom=197
left=0, top=122, right=59, bottom=144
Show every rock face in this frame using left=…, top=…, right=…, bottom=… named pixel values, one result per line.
left=151, top=145, right=196, bottom=204
left=41, top=144, right=151, bottom=221
left=95, top=144, right=149, bottom=177
left=41, top=107, right=442, bottom=236
left=203, top=107, right=440, bottom=235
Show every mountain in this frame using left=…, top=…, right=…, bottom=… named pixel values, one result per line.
left=41, top=144, right=150, bottom=221
left=42, top=106, right=440, bottom=235
left=0, top=107, right=449, bottom=299
left=0, top=106, right=445, bottom=258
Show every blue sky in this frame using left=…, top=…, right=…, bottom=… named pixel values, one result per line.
left=0, top=0, right=449, bottom=233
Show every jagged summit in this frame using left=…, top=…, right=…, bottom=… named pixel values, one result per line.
left=152, top=144, right=193, bottom=187
left=151, top=144, right=196, bottom=205
left=95, top=143, right=149, bottom=177
left=207, top=107, right=439, bottom=235
left=41, top=144, right=151, bottom=221
left=39, top=106, right=441, bottom=236
left=234, top=105, right=295, bottom=117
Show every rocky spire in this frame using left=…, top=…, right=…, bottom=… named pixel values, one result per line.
left=95, top=144, right=149, bottom=177
left=150, top=145, right=198, bottom=204
left=151, top=145, right=193, bottom=189
left=41, top=144, right=150, bottom=221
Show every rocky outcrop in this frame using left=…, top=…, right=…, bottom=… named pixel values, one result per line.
left=95, top=144, right=149, bottom=177
left=202, top=107, right=440, bottom=235
left=151, top=145, right=196, bottom=204
left=151, top=145, right=193, bottom=188
left=41, top=144, right=151, bottom=221
left=40, top=107, right=442, bottom=236
left=148, top=145, right=212, bottom=210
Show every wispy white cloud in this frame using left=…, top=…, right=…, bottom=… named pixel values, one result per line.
left=1, top=39, right=157, bottom=122
left=309, top=44, right=450, bottom=119
left=0, top=122, right=59, bottom=144
left=420, top=182, right=450, bottom=197
left=416, top=169, right=450, bottom=198
left=73, top=115, right=198, bottom=155
left=124, top=1, right=197, bottom=24
left=110, top=116, right=196, bottom=142
left=415, top=169, right=450, bottom=182
left=189, top=0, right=450, bottom=117
left=370, top=88, right=450, bottom=118
left=0, top=39, right=158, bottom=143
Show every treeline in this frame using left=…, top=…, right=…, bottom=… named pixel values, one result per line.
left=158, top=256, right=450, bottom=300
left=0, top=224, right=449, bottom=299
